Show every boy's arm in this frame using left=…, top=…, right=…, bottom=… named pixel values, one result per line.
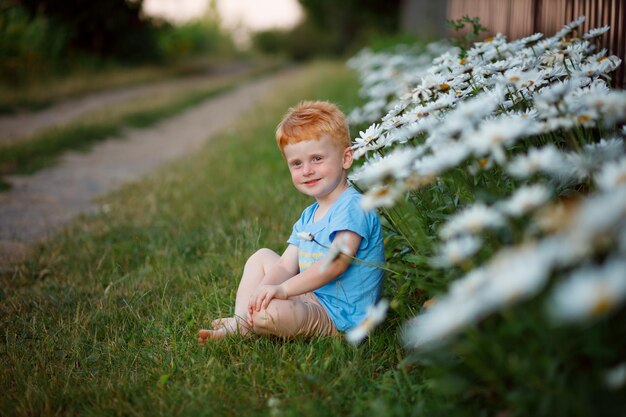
left=250, top=230, right=362, bottom=312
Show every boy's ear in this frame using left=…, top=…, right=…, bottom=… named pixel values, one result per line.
left=342, top=146, right=354, bottom=170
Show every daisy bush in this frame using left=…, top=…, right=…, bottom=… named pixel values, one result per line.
left=348, top=16, right=626, bottom=415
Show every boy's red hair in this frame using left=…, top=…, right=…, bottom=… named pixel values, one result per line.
left=275, top=101, right=350, bottom=154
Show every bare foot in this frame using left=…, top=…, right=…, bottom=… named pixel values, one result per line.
left=211, top=317, right=238, bottom=331
left=198, top=317, right=249, bottom=345
left=197, top=328, right=228, bottom=345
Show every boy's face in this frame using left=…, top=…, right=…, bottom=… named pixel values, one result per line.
left=283, top=135, right=353, bottom=202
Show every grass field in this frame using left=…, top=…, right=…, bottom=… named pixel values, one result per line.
left=0, top=62, right=426, bottom=417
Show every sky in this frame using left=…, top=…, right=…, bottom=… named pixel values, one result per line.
left=143, top=0, right=303, bottom=44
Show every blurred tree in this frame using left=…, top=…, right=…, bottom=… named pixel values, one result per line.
left=252, top=18, right=333, bottom=61
left=17, top=0, right=160, bottom=62
left=298, top=0, right=402, bottom=54
left=0, top=1, right=70, bottom=83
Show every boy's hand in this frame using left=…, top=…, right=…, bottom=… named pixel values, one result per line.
left=249, top=284, right=288, bottom=313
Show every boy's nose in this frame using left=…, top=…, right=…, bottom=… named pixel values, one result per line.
left=303, top=163, right=314, bottom=175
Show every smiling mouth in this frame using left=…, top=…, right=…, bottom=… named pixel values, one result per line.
left=303, top=179, right=320, bottom=186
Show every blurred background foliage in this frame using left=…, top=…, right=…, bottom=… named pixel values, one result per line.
left=0, top=0, right=413, bottom=88
left=253, top=0, right=410, bottom=61
left=17, top=0, right=161, bottom=62
left=0, top=0, right=236, bottom=87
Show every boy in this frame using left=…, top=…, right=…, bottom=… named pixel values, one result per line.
left=198, top=101, right=384, bottom=343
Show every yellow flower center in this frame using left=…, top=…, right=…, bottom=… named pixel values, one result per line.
left=373, top=187, right=391, bottom=198
left=591, top=296, right=613, bottom=316
left=404, top=174, right=435, bottom=190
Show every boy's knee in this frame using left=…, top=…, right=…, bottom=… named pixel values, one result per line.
left=253, top=248, right=274, bottom=259
left=247, top=248, right=275, bottom=265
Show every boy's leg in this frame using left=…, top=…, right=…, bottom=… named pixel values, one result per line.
left=198, top=248, right=279, bottom=344
left=250, top=293, right=337, bottom=338
left=233, top=248, right=280, bottom=329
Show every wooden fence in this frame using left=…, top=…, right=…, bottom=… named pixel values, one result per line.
left=447, top=0, right=626, bottom=88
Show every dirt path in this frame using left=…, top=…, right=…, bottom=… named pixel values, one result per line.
left=0, top=61, right=251, bottom=144
left=0, top=67, right=297, bottom=268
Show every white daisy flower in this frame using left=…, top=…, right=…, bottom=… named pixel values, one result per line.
left=354, top=123, right=383, bottom=148
left=355, top=148, right=419, bottom=187
left=595, top=156, right=626, bottom=191
left=565, top=42, right=591, bottom=64
left=506, top=145, right=568, bottom=178
left=360, top=183, right=405, bottom=211
left=415, top=141, right=471, bottom=176
left=411, top=85, right=434, bottom=102
left=566, top=138, right=625, bottom=180
left=297, top=232, right=314, bottom=242
left=353, top=145, right=372, bottom=160
left=430, top=235, right=483, bottom=267
left=541, top=116, right=576, bottom=132
left=439, top=203, right=506, bottom=240
left=605, top=363, right=626, bottom=390
left=480, top=243, right=553, bottom=309
left=345, top=299, right=389, bottom=345
left=535, top=80, right=573, bottom=109
left=554, top=15, right=586, bottom=38
left=319, top=234, right=351, bottom=272
left=428, top=93, right=456, bottom=111
left=426, top=114, right=472, bottom=143
left=519, top=32, right=543, bottom=44
left=348, top=108, right=368, bottom=125
left=385, top=124, right=418, bottom=146
left=541, top=50, right=566, bottom=66
left=448, top=85, right=505, bottom=124
left=484, top=59, right=513, bottom=75
left=362, top=98, right=387, bottom=121
left=541, top=65, right=569, bottom=81
left=501, top=68, right=546, bottom=90
left=499, top=184, right=552, bottom=217
left=570, top=187, right=626, bottom=249
left=399, top=105, right=427, bottom=125
left=448, top=268, right=491, bottom=299
left=583, top=90, right=626, bottom=125
left=535, top=36, right=560, bottom=53
left=583, top=25, right=611, bottom=39
left=407, top=236, right=576, bottom=350
left=465, top=116, right=535, bottom=164
left=402, top=293, right=485, bottom=349
left=547, top=258, right=626, bottom=323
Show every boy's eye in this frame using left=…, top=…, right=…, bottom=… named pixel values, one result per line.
left=313, top=156, right=323, bottom=162
left=291, top=161, right=302, bottom=167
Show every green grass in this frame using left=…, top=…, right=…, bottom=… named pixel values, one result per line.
left=0, top=62, right=282, bottom=178
left=0, top=62, right=428, bottom=417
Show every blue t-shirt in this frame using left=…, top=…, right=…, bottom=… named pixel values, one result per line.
left=287, top=186, right=385, bottom=332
